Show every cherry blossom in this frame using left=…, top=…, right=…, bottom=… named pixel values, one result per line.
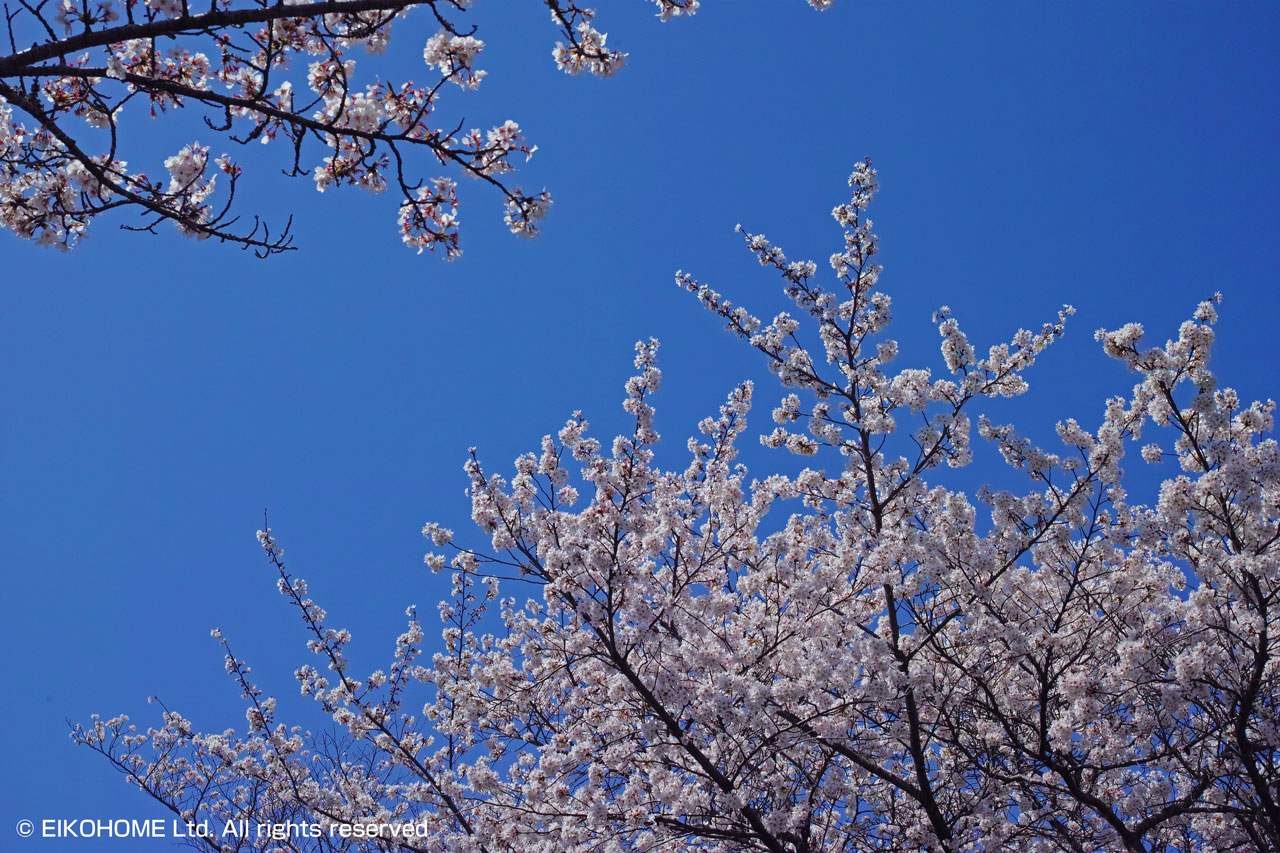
left=1, top=0, right=835, bottom=256
left=76, top=165, right=1278, bottom=852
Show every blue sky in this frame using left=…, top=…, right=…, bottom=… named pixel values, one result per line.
left=2, top=2, right=1278, bottom=848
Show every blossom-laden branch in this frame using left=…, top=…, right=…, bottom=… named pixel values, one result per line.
left=77, top=166, right=1277, bottom=852
left=1, top=0, right=837, bottom=256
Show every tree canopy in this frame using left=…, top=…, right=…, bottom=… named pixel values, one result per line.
left=76, top=164, right=1280, bottom=852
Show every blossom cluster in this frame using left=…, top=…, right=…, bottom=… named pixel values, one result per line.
left=76, top=168, right=1278, bottom=852
left=1, top=0, right=835, bottom=255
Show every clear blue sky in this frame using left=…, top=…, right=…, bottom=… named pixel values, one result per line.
left=2, top=2, right=1278, bottom=848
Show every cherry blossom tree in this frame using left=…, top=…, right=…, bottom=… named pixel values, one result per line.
left=76, top=163, right=1279, bottom=851
left=0, top=0, right=849, bottom=256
